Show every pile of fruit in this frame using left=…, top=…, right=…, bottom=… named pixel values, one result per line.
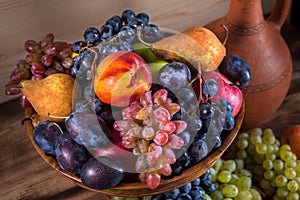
left=4, top=9, right=252, bottom=192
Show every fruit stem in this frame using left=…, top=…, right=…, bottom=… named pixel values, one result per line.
left=221, top=23, right=229, bottom=46
left=51, top=122, right=64, bottom=135
left=136, top=26, right=153, bottom=47
left=47, top=112, right=68, bottom=119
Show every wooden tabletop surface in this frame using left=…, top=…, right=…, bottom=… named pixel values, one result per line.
left=0, top=23, right=299, bottom=200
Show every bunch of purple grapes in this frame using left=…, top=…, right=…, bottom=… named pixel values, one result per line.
left=151, top=170, right=216, bottom=200
left=5, top=33, right=73, bottom=108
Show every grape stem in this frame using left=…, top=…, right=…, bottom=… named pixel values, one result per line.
left=78, top=46, right=99, bottom=108
left=136, top=26, right=153, bottom=47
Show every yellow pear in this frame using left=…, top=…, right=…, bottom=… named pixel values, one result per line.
left=138, top=26, right=226, bottom=72
left=20, top=73, right=74, bottom=122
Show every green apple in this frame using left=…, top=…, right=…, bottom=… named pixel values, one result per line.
left=133, top=43, right=169, bottom=83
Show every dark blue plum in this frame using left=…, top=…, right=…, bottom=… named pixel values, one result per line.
left=55, top=133, right=91, bottom=174
left=33, top=121, right=61, bottom=155
left=80, top=156, right=124, bottom=190
left=218, top=55, right=252, bottom=88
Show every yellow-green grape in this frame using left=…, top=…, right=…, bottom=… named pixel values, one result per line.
left=259, top=178, right=272, bottom=190
left=265, top=152, right=276, bottom=161
left=234, top=159, right=244, bottom=170
left=202, top=193, right=212, bottom=200
left=249, top=188, right=262, bottom=200
left=286, top=192, right=300, bottom=200
left=237, top=149, right=247, bottom=159
left=229, top=174, right=239, bottom=185
left=276, top=186, right=289, bottom=198
left=111, top=197, right=126, bottom=200
left=262, top=159, right=273, bottom=170
left=280, top=144, right=292, bottom=151
left=234, top=190, right=253, bottom=200
left=254, top=154, right=265, bottom=164
left=275, top=174, right=288, bottom=187
left=237, top=176, right=251, bottom=191
left=235, top=169, right=252, bottom=177
left=287, top=180, right=299, bottom=192
left=213, top=158, right=223, bottom=172
left=280, top=149, right=293, bottom=162
left=246, top=143, right=256, bottom=156
left=221, top=160, right=236, bottom=173
left=217, top=170, right=232, bottom=183
left=210, top=168, right=218, bottom=182
left=221, top=184, right=239, bottom=198
left=250, top=133, right=262, bottom=145
left=262, top=131, right=276, bottom=145
left=284, top=168, right=297, bottom=180
left=210, top=190, right=223, bottom=200
left=255, top=143, right=268, bottom=154
left=294, top=165, right=300, bottom=176
left=273, top=159, right=284, bottom=171
left=251, top=128, right=263, bottom=136
left=264, top=170, right=275, bottom=180
left=237, top=138, right=248, bottom=149
left=285, top=159, right=297, bottom=169
left=238, top=132, right=249, bottom=140
left=223, top=198, right=233, bottom=200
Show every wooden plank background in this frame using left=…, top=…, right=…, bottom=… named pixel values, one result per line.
left=0, top=0, right=277, bottom=104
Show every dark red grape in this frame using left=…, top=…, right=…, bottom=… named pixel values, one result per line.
left=31, top=63, right=45, bottom=75
left=33, top=121, right=61, bottom=155
left=43, top=43, right=61, bottom=56
left=80, top=156, right=124, bottom=190
left=10, top=67, right=30, bottom=83
left=57, top=45, right=72, bottom=60
left=55, top=132, right=91, bottom=174
left=24, top=40, right=39, bottom=53
left=41, top=33, right=54, bottom=47
left=40, top=54, right=53, bottom=67
left=25, top=53, right=39, bottom=64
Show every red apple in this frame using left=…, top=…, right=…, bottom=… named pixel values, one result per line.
left=202, top=71, right=243, bottom=117
left=94, top=51, right=152, bottom=107
left=280, top=125, right=300, bottom=159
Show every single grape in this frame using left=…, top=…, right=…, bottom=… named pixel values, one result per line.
left=275, top=174, right=288, bottom=187
left=158, top=62, right=191, bottom=91
left=84, top=27, right=101, bottom=46
left=221, top=184, right=238, bottom=198
left=24, top=40, right=39, bottom=53
left=217, top=170, right=232, bottom=183
left=122, top=9, right=136, bottom=24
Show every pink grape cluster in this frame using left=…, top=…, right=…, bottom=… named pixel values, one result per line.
left=5, top=33, right=73, bottom=108
left=113, top=89, right=187, bottom=189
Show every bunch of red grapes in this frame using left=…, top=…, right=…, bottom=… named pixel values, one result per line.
left=5, top=33, right=73, bottom=108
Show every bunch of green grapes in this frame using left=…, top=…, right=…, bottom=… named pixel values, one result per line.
left=209, top=158, right=262, bottom=200
left=227, top=128, right=300, bottom=199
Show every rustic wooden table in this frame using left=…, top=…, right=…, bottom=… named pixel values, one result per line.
left=0, top=24, right=299, bottom=200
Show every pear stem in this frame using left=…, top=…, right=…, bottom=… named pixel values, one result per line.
left=221, top=23, right=229, bottom=46
left=47, top=112, right=68, bottom=119
left=136, top=26, right=154, bottom=47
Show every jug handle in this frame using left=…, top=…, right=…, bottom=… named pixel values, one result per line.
left=267, top=0, right=291, bottom=30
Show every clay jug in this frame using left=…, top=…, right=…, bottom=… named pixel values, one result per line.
left=205, top=0, right=292, bottom=131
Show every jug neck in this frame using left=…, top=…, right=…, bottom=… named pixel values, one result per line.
left=225, top=0, right=265, bottom=35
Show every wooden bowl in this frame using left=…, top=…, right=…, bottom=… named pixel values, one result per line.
left=25, top=101, right=244, bottom=197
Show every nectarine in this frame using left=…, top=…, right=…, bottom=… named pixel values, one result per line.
left=94, top=51, right=152, bottom=107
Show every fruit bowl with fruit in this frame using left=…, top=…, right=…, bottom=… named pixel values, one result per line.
left=6, top=9, right=251, bottom=198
